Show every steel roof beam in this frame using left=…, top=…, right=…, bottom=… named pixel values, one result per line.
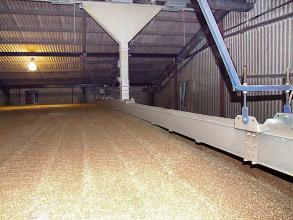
left=0, top=26, right=197, bottom=37
left=3, top=83, right=95, bottom=89
left=0, top=60, right=170, bottom=66
left=204, top=0, right=254, bottom=12
left=3, top=82, right=153, bottom=88
left=2, top=77, right=153, bottom=86
left=0, top=40, right=184, bottom=49
left=156, top=0, right=253, bottom=12
left=17, top=0, right=253, bottom=12
left=0, top=73, right=114, bottom=79
left=0, top=69, right=161, bottom=74
left=0, top=8, right=199, bottom=23
left=0, top=52, right=177, bottom=58
left=1, top=77, right=113, bottom=87
left=0, top=60, right=169, bottom=65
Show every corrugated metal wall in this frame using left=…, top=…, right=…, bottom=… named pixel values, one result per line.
left=2, top=86, right=150, bottom=106
left=155, top=0, right=293, bottom=123
left=130, top=86, right=151, bottom=105
left=0, top=90, right=5, bottom=105
left=111, top=86, right=152, bottom=105
left=85, top=87, right=96, bottom=104
left=155, top=77, right=175, bottom=109
left=8, top=87, right=95, bottom=105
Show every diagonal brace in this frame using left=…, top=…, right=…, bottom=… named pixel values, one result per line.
left=195, top=0, right=293, bottom=93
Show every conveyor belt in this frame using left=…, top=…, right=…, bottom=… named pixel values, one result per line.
left=0, top=104, right=292, bottom=219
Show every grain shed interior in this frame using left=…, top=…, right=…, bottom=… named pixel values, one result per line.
left=0, top=0, right=292, bottom=219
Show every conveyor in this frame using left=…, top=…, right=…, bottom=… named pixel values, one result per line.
left=107, top=99, right=293, bottom=176
left=104, top=0, right=292, bottom=176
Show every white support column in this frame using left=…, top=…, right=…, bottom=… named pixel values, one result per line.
left=120, top=42, right=129, bottom=100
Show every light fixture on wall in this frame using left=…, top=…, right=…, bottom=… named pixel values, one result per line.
left=28, top=57, right=37, bottom=72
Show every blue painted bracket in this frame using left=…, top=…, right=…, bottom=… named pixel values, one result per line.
left=196, top=0, right=292, bottom=118
left=284, top=104, right=292, bottom=113
left=196, top=0, right=293, bottom=92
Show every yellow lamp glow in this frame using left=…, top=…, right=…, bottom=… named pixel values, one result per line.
left=28, top=58, right=37, bottom=71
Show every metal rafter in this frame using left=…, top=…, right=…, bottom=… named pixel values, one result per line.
left=0, top=26, right=198, bottom=38
left=0, top=8, right=199, bottom=23
left=0, top=60, right=170, bottom=65
left=0, top=68, right=162, bottom=74
left=136, top=0, right=254, bottom=11
left=2, top=78, right=154, bottom=87
left=0, top=40, right=185, bottom=49
left=20, top=0, right=254, bottom=12
left=0, top=52, right=177, bottom=58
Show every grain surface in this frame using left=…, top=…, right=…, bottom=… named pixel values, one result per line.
left=0, top=104, right=292, bottom=219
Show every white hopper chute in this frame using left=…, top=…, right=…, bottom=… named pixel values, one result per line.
left=83, top=2, right=161, bottom=100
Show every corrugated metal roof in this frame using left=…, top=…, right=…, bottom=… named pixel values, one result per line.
left=0, top=0, right=228, bottom=85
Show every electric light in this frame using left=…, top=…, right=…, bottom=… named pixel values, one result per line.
left=28, top=58, right=37, bottom=71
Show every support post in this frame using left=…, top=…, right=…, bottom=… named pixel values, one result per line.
left=174, top=62, right=179, bottom=110
left=284, top=67, right=292, bottom=113
left=119, top=42, right=130, bottom=100
left=242, top=66, right=249, bottom=124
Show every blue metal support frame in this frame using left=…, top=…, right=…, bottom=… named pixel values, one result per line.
left=196, top=0, right=293, bottom=93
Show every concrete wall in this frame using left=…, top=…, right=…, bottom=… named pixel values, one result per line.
left=155, top=0, right=293, bottom=123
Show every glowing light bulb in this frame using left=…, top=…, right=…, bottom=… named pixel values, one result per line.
left=28, top=58, right=37, bottom=71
